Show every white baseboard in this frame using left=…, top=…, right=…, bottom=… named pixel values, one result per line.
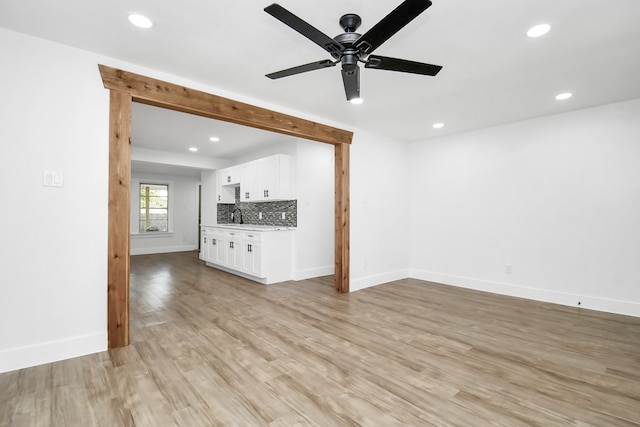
left=410, top=269, right=640, bottom=318
left=350, top=269, right=410, bottom=292
left=0, top=332, right=107, bottom=374
left=130, top=245, right=197, bottom=256
left=293, top=265, right=334, bottom=281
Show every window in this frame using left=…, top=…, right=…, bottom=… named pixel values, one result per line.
left=139, top=183, right=169, bottom=232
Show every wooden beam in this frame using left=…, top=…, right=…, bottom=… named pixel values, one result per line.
left=107, top=90, right=132, bottom=348
left=334, top=143, right=350, bottom=293
left=98, top=65, right=353, bottom=146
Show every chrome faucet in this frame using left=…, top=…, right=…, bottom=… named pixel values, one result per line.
left=231, top=207, right=243, bottom=224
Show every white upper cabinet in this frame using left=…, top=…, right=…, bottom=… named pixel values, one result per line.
left=220, top=167, right=240, bottom=185
left=217, top=154, right=295, bottom=203
left=223, top=154, right=294, bottom=203
left=257, top=155, right=294, bottom=201
left=217, top=166, right=240, bottom=203
left=240, top=162, right=258, bottom=202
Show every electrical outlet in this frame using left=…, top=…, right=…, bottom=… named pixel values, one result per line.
left=281, top=212, right=286, bottom=220
left=259, top=212, right=262, bottom=220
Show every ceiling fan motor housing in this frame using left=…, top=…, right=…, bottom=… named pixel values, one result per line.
left=333, top=31, right=361, bottom=60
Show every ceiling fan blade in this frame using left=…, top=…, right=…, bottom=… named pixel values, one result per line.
left=355, top=0, right=432, bottom=55
left=341, top=66, right=360, bottom=101
left=365, top=55, right=442, bottom=76
left=265, top=4, right=344, bottom=58
left=266, top=59, right=337, bottom=79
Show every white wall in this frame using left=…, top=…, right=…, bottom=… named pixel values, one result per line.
left=200, top=170, right=218, bottom=226
left=409, top=98, right=640, bottom=316
left=293, top=139, right=335, bottom=280
left=130, top=173, right=200, bottom=255
left=0, top=28, right=109, bottom=372
left=350, top=130, right=411, bottom=291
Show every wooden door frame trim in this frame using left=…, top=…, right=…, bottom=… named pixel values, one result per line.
left=99, top=65, right=352, bottom=348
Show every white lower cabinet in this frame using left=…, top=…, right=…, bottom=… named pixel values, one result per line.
left=207, top=235, right=217, bottom=263
left=200, top=228, right=213, bottom=261
left=201, top=226, right=293, bottom=284
left=225, top=231, right=243, bottom=271
left=214, top=231, right=227, bottom=265
left=242, top=232, right=263, bottom=278
left=201, top=229, right=221, bottom=264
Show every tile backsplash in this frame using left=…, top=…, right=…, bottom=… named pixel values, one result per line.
left=217, top=187, right=297, bottom=227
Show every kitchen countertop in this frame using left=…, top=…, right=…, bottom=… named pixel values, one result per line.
left=204, top=224, right=295, bottom=231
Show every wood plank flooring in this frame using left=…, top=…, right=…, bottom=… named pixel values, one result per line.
left=2, top=251, right=639, bottom=426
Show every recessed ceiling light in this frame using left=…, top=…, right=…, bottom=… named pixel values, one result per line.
left=555, top=92, right=572, bottom=100
left=209, top=136, right=220, bottom=142
left=189, top=147, right=198, bottom=152
left=128, top=13, right=153, bottom=29
left=350, top=97, right=363, bottom=105
left=527, top=24, right=550, bottom=38
left=432, top=122, right=444, bottom=129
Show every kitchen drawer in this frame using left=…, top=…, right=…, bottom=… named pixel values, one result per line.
left=202, top=227, right=216, bottom=236
left=225, top=230, right=241, bottom=239
left=242, top=231, right=262, bottom=243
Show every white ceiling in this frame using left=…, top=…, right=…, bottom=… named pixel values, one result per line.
left=130, top=102, right=300, bottom=176
left=2, top=0, right=640, bottom=162
left=131, top=102, right=299, bottom=159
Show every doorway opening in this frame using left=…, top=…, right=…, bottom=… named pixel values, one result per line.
left=100, top=65, right=352, bottom=348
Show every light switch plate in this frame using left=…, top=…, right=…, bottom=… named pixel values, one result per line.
left=43, top=171, right=64, bottom=187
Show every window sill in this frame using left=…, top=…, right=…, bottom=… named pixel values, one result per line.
left=131, top=232, right=174, bottom=239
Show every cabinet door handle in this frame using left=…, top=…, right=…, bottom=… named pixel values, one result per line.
left=229, top=242, right=233, bottom=249
left=227, top=176, right=231, bottom=183
left=212, top=239, right=216, bottom=245
left=245, top=192, right=250, bottom=199
left=218, top=195, right=221, bottom=201
left=264, top=189, right=269, bottom=198
left=204, top=237, right=207, bottom=243
left=247, top=244, right=252, bottom=253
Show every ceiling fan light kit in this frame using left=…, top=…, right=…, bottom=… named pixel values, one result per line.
left=264, top=0, right=442, bottom=102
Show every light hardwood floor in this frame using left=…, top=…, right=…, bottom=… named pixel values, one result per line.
left=2, top=251, right=639, bottom=426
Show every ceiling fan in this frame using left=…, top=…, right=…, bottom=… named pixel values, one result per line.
left=264, top=0, right=442, bottom=102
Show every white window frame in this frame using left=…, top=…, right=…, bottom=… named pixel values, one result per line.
left=131, top=177, right=174, bottom=236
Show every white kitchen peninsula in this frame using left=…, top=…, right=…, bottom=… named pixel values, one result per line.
left=200, top=225, right=295, bottom=284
